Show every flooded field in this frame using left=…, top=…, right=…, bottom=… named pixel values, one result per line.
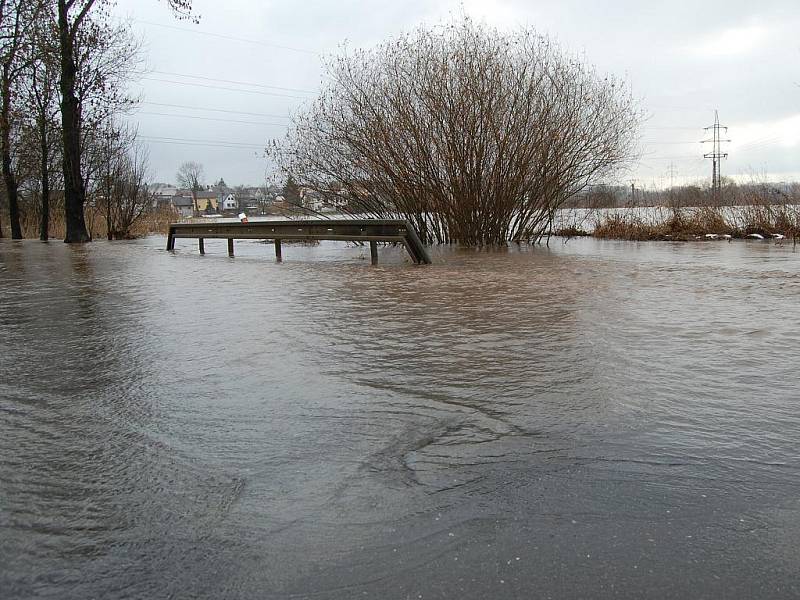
left=1, top=236, right=799, bottom=599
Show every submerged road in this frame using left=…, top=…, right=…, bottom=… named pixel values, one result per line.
left=1, top=236, right=799, bottom=599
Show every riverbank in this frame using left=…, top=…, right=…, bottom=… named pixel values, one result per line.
left=6, top=204, right=800, bottom=246
left=559, top=204, right=800, bottom=243
left=8, top=206, right=176, bottom=241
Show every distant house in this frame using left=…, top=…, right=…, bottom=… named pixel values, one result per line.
left=214, top=179, right=231, bottom=209
left=195, top=191, right=219, bottom=213
left=214, top=178, right=230, bottom=196
left=151, top=184, right=178, bottom=209
left=221, top=193, right=238, bottom=212
left=272, top=194, right=291, bottom=210
left=171, top=191, right=218, bottom=216
left=172, top=195, right=194, bottom=217
left=238, top=196, right=259, bottom=215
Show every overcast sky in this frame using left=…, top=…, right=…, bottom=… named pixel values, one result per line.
left=112, top=0, right=800, bottom=188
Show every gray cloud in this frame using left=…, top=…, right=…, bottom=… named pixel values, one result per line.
left=115, top=0, right=800, bottom=187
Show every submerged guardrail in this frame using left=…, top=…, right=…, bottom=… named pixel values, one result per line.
left=166, top=219, right=432, bottom=265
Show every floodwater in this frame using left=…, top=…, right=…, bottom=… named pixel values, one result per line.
left=1, top=235, right=799, bottom=599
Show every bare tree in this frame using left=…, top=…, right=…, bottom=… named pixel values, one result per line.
left=108, top=133, right=152, bottom=239
left=176, top=160, right=204, bottom=216
left=76, top=118, right=153, bottom=239
left=270, top=17, right=641, bottom=246
left=21, top=2, right=60, bottom=240
left=1, top=0, right=43, bottom=239
left=55, top=0, right=194, bottom=243
left=89, top=119, right=128, bottom=239
left=14, top=97, right=62, bottom=240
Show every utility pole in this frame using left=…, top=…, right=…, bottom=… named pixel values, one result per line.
left=666, top=162, right=677, bottom=190
left=666, top=162, right=677, bottom=205
left=701, top=110, right=730, bottom=204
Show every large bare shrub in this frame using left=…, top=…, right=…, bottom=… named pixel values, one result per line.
left=269, top=17, right=641, bottom=246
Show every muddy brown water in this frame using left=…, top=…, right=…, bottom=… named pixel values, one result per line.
left=1, top=236, right=799, bottom=599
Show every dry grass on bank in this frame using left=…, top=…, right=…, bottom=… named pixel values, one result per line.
left=734, top=204, right=800, bottom=239
left=593, top=205, right=800, bottom=242
left=11, top=207, right=176, bottom=240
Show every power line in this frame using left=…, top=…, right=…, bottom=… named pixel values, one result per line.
left=638, top=157, right=705, bottom=169
left=133, top=20, right=321, bottom=55
left=145, top=144, right=260, bottom=152
left=135, top=110, right=290, bottom=127
left=140, top=101, right=291, bottom=119
left=139, top=134, right=264, bottom=148
left=641, top=140, right=702, bottom=145
left=139, top=77, right=311, bottom=99
left=734, top=135, right=782, bottom=153
left=149, top=70, right=317, bottom=95
left=140, top=139, right=261, bottom=150
left=141, top=135, right=263, bottom=147
left=646, top=104, right=715, bottom=112
left=640, top=154, right=700, bottom=160
left=642, top=126, right=702, bottom=131
left=637, top=159, right=704, bottom=171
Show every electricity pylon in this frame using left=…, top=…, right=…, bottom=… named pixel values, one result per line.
left=701, top=110, right=730, bottom=203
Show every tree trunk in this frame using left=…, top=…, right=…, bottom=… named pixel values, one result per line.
left=106, top=184, right=112, bottom=240
left=58, top=0, right=90, bottom=243
left=39, top=119, right=50, bottom=241
left=1, top=71, right=22, bottom=239
left=105, top=136, right=113, bottom=240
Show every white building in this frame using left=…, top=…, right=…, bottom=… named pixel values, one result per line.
left=221, top=193, right=238, bottom=211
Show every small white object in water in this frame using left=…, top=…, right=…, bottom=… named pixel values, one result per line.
left=720, top=234, right=732, bottom=240
left=772, top=233, right=785, bottom=240
left=746, top=233, right=765, bottom=240
left=704, top=233, right=719, bottom=240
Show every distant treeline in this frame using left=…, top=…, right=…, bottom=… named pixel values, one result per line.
left=564, top=181, right=800, bottom=209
